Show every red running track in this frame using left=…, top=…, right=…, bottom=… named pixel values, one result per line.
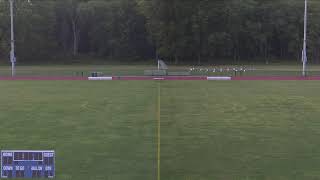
left=0, top=76, right=207, bottom=81
left=112, top=76, right=207, bottom=81
left=232, top=76, right=320, bottom=81
left=1, top=76, right=320, bottom=81
left=0, top=76, right=88, bottom=81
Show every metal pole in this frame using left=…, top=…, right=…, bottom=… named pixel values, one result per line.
left=9, top=0, right=16, bottom=77
left=302, top=0, right=308, bottom=76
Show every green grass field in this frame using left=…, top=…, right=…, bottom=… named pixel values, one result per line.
left=0, top=64, right=320, bottom=76
left=1, top=80, right=320, bottom=180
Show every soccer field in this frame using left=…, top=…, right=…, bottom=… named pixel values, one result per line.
left=1, top=81, right=320, bottom=180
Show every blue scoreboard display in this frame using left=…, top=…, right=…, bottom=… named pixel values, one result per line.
left=1, top=150, right=55, bottom=178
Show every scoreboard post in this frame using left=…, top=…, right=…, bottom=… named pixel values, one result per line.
left=1, top=150, right=55, bottom=178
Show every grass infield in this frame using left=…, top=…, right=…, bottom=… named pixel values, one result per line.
left=1, top=80, right=320, bottom=180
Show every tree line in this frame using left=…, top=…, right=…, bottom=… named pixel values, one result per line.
left=0, top=0, right=319, bottom=64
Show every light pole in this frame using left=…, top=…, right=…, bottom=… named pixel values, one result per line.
left=302, top=0, right=308, bottom=76
left=9, top=0, right=16, bottom=77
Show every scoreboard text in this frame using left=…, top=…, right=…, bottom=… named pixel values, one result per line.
left=1, top=150, right=55, bottom=178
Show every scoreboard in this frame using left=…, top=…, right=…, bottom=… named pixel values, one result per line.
left=1, top=150, right=55, bottom=178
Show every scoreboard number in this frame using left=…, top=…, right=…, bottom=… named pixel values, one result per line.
left=1, top=150, right=55, bottom=178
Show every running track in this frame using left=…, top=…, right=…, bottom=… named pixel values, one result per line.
left=1, top=76, right=320, bottom=81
